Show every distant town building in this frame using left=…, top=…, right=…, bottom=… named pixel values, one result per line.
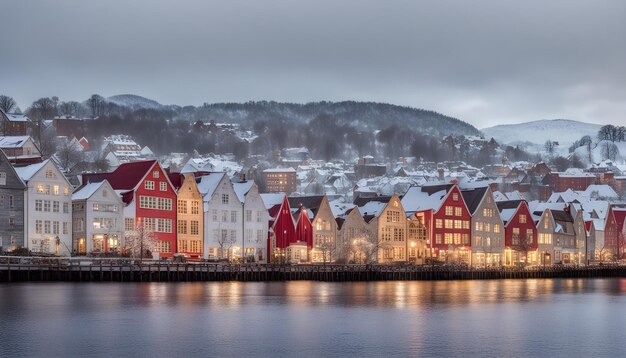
left=0, top=149, right=26, bottom=251
left=263, top=168, right=297, bottom=193
left=0, top=110, right=29, bottom=136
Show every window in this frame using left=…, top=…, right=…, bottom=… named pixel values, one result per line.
left=386, top=211, right=400, bottom=223
left=43, top=200, right=51, bottom=212
left=222, top=194, right=229, bottom=204
left=445, top=219, right=453, bottom=229
left=475, top=222, right=483, bottom=231
left=35, top=200, right=43, bottom=212
left=455, top=207, right=462, bottom=216
left=444, top=233, right=453, bottom=244
left=160, top=182, right=167, bottom=191
left=445, top=206, right=453, bottom=216
left=64, top=186, right=70, bottom=196
left=494, top=224, right=500, bottom=233
left=139, top=196, right=172, bottom=211
left=178, top=200, right=188, bottom=214
left=0, top=172, right=5, bottom=185
left=485, top=223, right=491, bottom=232
left=452, top=193, right=459, bottom=201
left=231, top=211, right=237, bottom=223
left=52, top=201, right=59, bottom=213
left=53, top=221, right=59, bottom=235
left=519, top=215, right=527, bottom=224
left=125, top=218, right=135, bottom=231
left=222, top=210, right=228, bottom=222
left=454, top=220, right=462, bottom=229
left=9, top=217, right=15, bottom=227
left=45, top=170, right=55, bottom=179
left=53, top=185, right=60, bottom=196
left=157, top=240, right=171, bottom=253
left=463, top=221, right=470, bottom=230
left=191, top=201, right=199, bottom=215
left=543, top=219, right=549, bottom=229
left=539, top=233, right=552, bottom=244
left=381, top=227, right=392, bottom=241
left=35, top=220, right=43, bottom=234
left=44, top=221, right=51, bottom=234
left=190, top=221, right=199, bottom=235
left=462, top=234, right=470, bottom=245
left=145, top=181, right=155, bottom=190
left=483, top=208, right=493, bottom=217
left=212, top=209, right=218, bottom=222
left=246, top=210, right=252, bottom=222
left=526, top=229, right=534, bottom=244
left=476, top=235, right=482, bottom=246
left=435, top=234, right=442, bottom=244
left=177, top=220, right=188, bottom=235
left=257, top=211, right=263, bottom=222
left=63, top=203, right=69, bottom=214
left=153, top=170, right=160, bottom=179
left=436, top=219, right=443, bottom=229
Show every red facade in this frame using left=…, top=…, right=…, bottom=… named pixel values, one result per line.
left=414, top=185, right=472, bottom=258
left=267, top=195, right=296, bottom=261
left=503, top=201, right=537, bottom=251
left=294, top=207, right=313, bottom=248
left=604, top=206, right=619, bottom=255
left=82, top=160, right=178, bottom=258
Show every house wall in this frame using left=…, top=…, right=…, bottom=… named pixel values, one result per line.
left=25, top=162, right=73, bottom=255
left=133, top=163, right=177, bottom=258
left=471, top=188, right=504, bottom=267
left=242, top=184, right=269, bottom=262
left=431, top=186, right=472, bottom=263
left=177, top=175, right=203, bottom=258
left=0, top=152, right=26, bottom=250
left=311, top=197, right=338, bottom=262
left=203, top=175, right=245, bottom=259
left=503, top=202, right=538, bottom=266
left=375, top=195, right=408, bottom=263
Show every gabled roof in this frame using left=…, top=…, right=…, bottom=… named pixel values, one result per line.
left=14, top=160, right=49, bottom=182
left=496, top=200, right=525, bottom=224
left=353, top=195, right=392, bottom=207
left=106, top=160, right=157, bottom=190
left=401, top=184, right=453, bottom=214
left=261, top=193, right=286, bottom=210
left=196, top=172, right=226, bottom=199
left=0, top=136, right=32, bottom=148
left=1, top=110, right=29, bottom=122
left=461, top=186, right=488, bottom=215
left=288, top=195, right=325, bottom=217
left=232, top=180, right=254, bottom=203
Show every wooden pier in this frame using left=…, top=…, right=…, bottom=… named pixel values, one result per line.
left=1, top=257, right=626, bottom=283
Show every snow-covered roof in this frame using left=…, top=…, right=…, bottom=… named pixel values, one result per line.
left=263, top=168, right=296, bottom=173
left=330, top=199, right=356, bottom=217
left=260, top=193, right=286, bottom=209
left=401, top=185, right=449, bottom=214
left=583, top=185, right=619, bottom=199
left=0, top=136, right=31, bottom=148
left=14, top=160, right=49, bottom=182
left=72, top=181, right=106, bottom=201
left=359, top=200, right=387, bottom=218
left=232, top=180, right=254, bottom=203
left=499, top=208, right=517, bottom=223
left=196, top=173, right=226, bottom=200
left=3, top=112, right=29, bottom=122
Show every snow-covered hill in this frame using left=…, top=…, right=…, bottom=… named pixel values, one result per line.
left=107, top=94, right=164, bottom=110
left=482, top=119, right=601, bottom=149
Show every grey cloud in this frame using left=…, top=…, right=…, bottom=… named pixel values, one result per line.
left=1, top=0, right=625, bottom=128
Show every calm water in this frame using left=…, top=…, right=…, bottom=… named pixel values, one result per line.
left=1, top=279, right=626, bottom=357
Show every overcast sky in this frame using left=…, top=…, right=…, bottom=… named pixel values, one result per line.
left=1, top=0, right=625, bottom=128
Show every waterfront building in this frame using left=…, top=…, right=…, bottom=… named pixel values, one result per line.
left=175, top=174, right=204, bottom=259
left=263, top=193, right=297, bottom=263
left=462, top=186, right=504, bottom=267
left=358, top=194, right=408, bottom=263
left=82, top=160, right=178, bottom=258
left=71, top=180, right=124, bottom=254
left=15, top=160, right=73, bottom=255
left=335, top=206, right=375, bottom=263
left=535, top=204, right=586, bottom=265
left=0, top=149, right=26, bottom=251
left=497, top=200, right=538, bottom=266
left=288, top=196, right=338, bottom=263
left=233, top=179, right=268, bottom=262
left=402, top=183, right=472, bottom=264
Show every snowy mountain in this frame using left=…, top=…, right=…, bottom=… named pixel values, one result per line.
left=107, top=94, right=164, bottom=110
left=482, top=119, right=601, bottom=149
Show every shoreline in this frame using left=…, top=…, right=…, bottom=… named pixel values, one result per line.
left=1, top=261, right=625, bottom=283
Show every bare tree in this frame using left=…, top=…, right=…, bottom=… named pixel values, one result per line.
left=514, top=231, right=534, bottom=266
left=56, top=138, right=85, bottom=172
left=59, top=101, right=86, bottom=117
left=87, top=94, right=106, bottom=118
left=351, top=232, right=385, bottom=264
left=27, top=97, right=58, bottom=144
left=125, top=220, right=157, bottom=262
left=217, top=229, right=235, bottom=260
left=0, top=95, right=16, bottom=113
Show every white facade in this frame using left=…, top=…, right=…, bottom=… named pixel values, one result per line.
left=236, top=181, right=269, bottom=262
left=16, top=160, right=73, bottom=255
left=72, top=180, right=124, bottom=254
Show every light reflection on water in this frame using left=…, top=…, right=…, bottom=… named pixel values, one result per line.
left=1, top=279, right=626, bottom=357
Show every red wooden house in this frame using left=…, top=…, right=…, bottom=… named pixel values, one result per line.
left=292, top=206, right=313, bottom=262
left=266, top=195, right=296, bottom=263
left=82, top=160, right=178, bottom=258
left=496, top=200, right=537, bottom=266
left=401, top=183, right=472, bottom=264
